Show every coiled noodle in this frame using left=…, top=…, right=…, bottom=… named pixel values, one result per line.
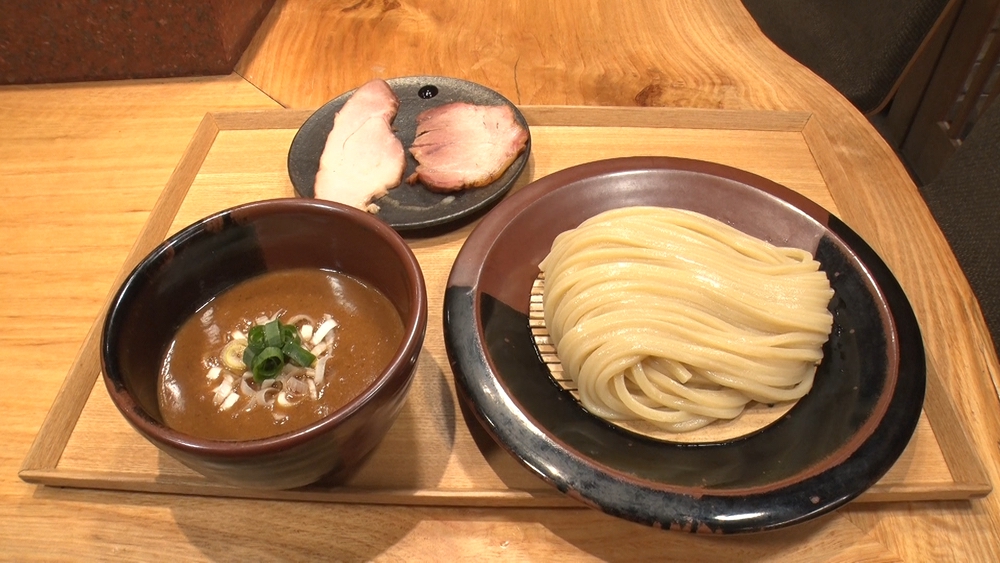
left=538, top=206, right=834, bottom=433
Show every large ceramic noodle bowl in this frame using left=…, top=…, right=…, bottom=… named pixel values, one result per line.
left=444, top=157, right=925, bottom=533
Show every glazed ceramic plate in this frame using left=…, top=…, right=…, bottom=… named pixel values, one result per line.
left=444, top=157, right=925, bottom=534
left=288, top=76, right=531, bottom=232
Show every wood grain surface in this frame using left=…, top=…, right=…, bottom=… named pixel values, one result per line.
left=2, top=1, right=999, bottom=560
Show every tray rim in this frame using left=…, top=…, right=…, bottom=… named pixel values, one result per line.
left=19, top=106, right=992, bottom=505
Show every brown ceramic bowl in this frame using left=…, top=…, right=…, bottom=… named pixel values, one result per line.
left=101, top=198, right=427, bottom=489
left=445, top=157, right=925, bottom=533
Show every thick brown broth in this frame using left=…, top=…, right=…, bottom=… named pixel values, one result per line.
left=158, top=268, right=404, bottom=441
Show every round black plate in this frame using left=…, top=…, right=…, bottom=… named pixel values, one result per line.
left=444, top=157, right=926, bottom=534
left=288, top=76, right=531, bottom=232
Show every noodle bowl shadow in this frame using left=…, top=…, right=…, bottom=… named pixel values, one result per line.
left=101, top=199, right=428, bottom=490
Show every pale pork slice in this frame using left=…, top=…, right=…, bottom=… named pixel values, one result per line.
left=407, top=103, right=528, bottom=192
left=314, top=79, right=406, bottom=213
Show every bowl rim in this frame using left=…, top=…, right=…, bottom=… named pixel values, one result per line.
left=100, top=198, right=428, bottom=457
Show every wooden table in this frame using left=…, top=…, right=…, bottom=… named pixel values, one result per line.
left=2, top=1, right=998, bottom=560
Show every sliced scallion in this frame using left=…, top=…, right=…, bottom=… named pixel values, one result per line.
left=283, top=341, right=316, bottom=368
left=247, top=325, right=265, bottom=350
left=242, top=346, right=257, bottom=368
left=236, top=316, right=331, bottom=386
left=280, top=324, right=301, bottom=346
left=263, top=319, right=283, bottom=348
left=252, top=346, right=284, bottom=382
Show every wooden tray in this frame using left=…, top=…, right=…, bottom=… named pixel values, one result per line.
left=20, top=106, right=991, bottom=506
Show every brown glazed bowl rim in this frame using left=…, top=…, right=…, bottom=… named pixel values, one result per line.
left=101, top=198, right=427, bottom=458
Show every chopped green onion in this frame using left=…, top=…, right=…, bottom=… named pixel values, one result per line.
left=247, top=325, right=266, bottom=351
left=242, top=346, right=257, bottom=369
left=221, top=340, right=246, bottom=371
left=283, top=341, right=316, bottom=368
left=236, top=316, right=332, bottom=386
left=280, top=324, right=301, bottom=346
left=252, top=346, right=284, bottom=382
left=263, top=319, right=283, bottom=347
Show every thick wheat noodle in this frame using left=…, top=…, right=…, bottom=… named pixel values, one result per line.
left=547, top=264, right=832, bottom=341
left=539, top=206, right=835, bottom=433
left=557, top=287, right=832, bottom=341
left=558, top=322, right=825, bottom=385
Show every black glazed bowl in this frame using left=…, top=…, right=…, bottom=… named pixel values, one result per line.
left=101, top=198, right=427, bottom=490
left=444, top=157, right=926, bottom=533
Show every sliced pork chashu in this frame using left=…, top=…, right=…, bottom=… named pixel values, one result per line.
left=407, top=103, right=528, bottom=192
left=314, top=79, right=405, bottom=212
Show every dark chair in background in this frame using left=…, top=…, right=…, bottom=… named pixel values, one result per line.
left=896, top=0, right=1000, bottom=184
left=742, top=0, right=952, bottom=115
left=919, top=98, right=1000, bottom=360
left=743, top=0, right=1000, bottom=186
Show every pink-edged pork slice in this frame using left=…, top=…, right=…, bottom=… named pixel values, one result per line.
left=407, top=102, right=528, bottom=192
left=314, top=79, right=406, bottom=213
